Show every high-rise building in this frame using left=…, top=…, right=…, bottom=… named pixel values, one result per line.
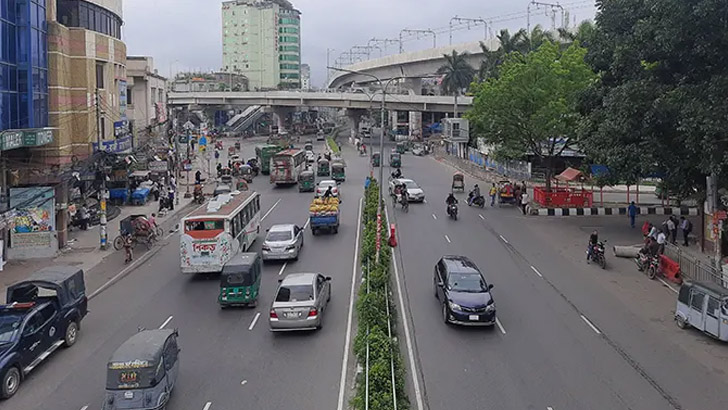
left=222, top=0, right=301, bottom=90
left=300, top=63, right=310, bottom=90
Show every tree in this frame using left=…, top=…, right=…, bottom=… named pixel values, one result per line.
left=578, top=0, right=728, bottom=198
left=436, top=50, right=476, bottom=95
left=523, top=25, right=556, bottom=52
left=557, top=20, right=596, bottom=46
left=467, top=41, right=596, bottom=189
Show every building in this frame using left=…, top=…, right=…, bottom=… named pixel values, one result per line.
left=126, top=56, right=167, bottom=147
left=171, top=71, right=249, bottom=93
left=222, top=0, right=301, bottom=90
left=301, top=63, right=310, bottom=90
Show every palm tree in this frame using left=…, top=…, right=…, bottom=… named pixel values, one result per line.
left=437, top=50, right=477, bottom=117
left=496, top=29, right=528, bottom=54
left=558, top=20, right=596, bottom=46
left=524, top=25, right=557, bottom=52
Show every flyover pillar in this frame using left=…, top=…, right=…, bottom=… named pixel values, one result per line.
left=403, top=78, right=423, bottom=140
left=345, top=109, right=366, bottom=140
left=272, top=106, right=296, bottom=133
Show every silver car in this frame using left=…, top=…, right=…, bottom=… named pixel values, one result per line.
left=269, top=273, right=331, bottom=331
left=262, top=224, right=304, bottom=261
left=389, top=178, right=425, bottom=202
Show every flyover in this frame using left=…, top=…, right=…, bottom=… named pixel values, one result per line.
left=167, top=90, right=472, bottom=113
left=328, top=38, right=499, bottom=89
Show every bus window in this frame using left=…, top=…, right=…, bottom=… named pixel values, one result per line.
left=185, top=220, right=224, bottom=232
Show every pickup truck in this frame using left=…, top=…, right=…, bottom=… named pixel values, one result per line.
left=309, top=197, right=340, bottom=235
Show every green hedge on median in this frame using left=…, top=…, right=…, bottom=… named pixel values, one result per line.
left=351, top=180, right=409, bottom=410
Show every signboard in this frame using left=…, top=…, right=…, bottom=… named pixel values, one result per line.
left=114, top=120, right=130, bottom=138
left=199, top=136, right=207, bottom=146
left=717, top=210, right=727, bottom=220
left=148, top=161, right=168, bottom=172
left=9, top=187, right=56, bottom=233
left=119, top=80, right=128, bottom=118
left=93, top=135, right=133, bottom=153
left=0, top=129, right=54, bottom=151
left=11, top=232, right=53, bottom=248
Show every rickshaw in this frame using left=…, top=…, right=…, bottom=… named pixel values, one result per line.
left=331, top=162, right=346, bottom=182
left=498, top=180, right=517, bottom=206
left=299, top=169, right=315, bottom=192
left=304, top=142, right=314, bottom=152
left=103, top=329, right=180, bottom=410
left=219, top=252, right=262, bottom=308
left=228, top=146, right=236, bottom=156
left=452, top=173, right=465, bottom=192
left=240, top=164, right=254, bottom=183
left=236, top=180, right=249, bottom=191
left=675, top=281, right=728, bottom=342
left=317, top=159, right=330, bottom=177
left=396, top=142, right=406, bottom=154
left=113, top=215, right=162, bottom=250
left=372, top=152, right=381, bottom=167
left=221, top=174, right=233, bottom=185
left=390, top=152, right=402, bottom=168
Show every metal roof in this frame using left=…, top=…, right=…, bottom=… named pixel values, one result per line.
left=185, top=190, right=256, bottom=219
left=108, top=329, right=175, bottom=367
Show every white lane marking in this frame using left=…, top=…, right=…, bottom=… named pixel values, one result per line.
left=547, top=407, right=554, bottom=410
left=386, top=206, right=425, bottom=410
left=158, top=315, right=173, bottom=329
left=580, top=315, right=602, bottom=335
left=80, top=406, right=88, bottom=410
left=499, top=234, right=509, bottom=244
left=530, top=266, right=543, bottom=278
left=432, top=214, right=437, bottom=220
left=248, top=312, right=261, bottom=331
left=241, top=380, right=248, bottom=386
left=657, top=278, right=679, bottom=294
left=444, top=235, right=451, bottom=243
left=304, top=218, right=311, bottom=230
left=277, top=262, right=288, bottom=276
left=479, top=214, right=485, bottom=220
left=337, top=197, right=363, bottom=410
left=203, top=402, right=212, bottom=410
left=262, top=198, right=281, bottom=221
left=495, top=318, right=506, bottom=335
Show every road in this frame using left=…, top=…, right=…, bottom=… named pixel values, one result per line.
left=3, top=136, right=366, bottom=410
left=389, top=144, right=728, bottom=410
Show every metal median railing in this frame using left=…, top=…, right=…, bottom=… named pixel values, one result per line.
left=664, top=242, right=727, bottom=288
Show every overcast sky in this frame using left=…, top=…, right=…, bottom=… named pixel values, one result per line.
left=122, top=0, right=597, bottom=87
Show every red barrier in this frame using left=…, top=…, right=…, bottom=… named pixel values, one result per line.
left=659, top=255, right=682, bottom=284
left=533, top=187, right=593, bottom=208
left=388, top=224, right=397, bottom=247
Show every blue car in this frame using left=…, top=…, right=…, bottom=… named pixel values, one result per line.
left=434, top=255, right=496, bottom=326
left=0, top=266, right=88, bottom=399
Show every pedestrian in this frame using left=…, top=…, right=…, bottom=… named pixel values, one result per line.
left=169, top=175, right=176, bottom=191
left=168, top=187, right=175, bottom=211
left=195, top=170, right=202, bottom=185
left=666, top=217, right=677, bottom=244
left=520, top=191, right=529, bottom=215
left=657, top=229, right=667, bottom=255
left=489, top=183, right=497, bottom=206
left=680, top=216, right=693, bottom=246
left=521, top=181, right=527, bottom=195
left=79, top=203, right=90, bottom=230
left=628, top=201, right=637, bottom=228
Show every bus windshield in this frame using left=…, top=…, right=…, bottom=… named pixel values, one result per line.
left=185, top=219, right=224, bottom=233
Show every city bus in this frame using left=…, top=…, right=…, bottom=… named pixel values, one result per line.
left=270, top=149, right=306, bottom=185
left=255, top=144, right=283, bottom=175
left=180, top=191, right=261, bottom=274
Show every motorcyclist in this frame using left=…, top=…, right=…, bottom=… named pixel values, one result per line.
left=468, top=184, right=481, bottom=205
left=446, top=193, right=458, bottom=215
left=193, top=183, right=204, bottom=202
left=393, top=168, right=402, bottom=179
left=587, top=230, right=599, bottom=262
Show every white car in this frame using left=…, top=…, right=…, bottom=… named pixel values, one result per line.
left=262, top=224, right=304, bottom=261
left=389, top=178, right=425, bottom=202
left=315, top=180, right=339, bottom=198
left=305, top=150, right=316, bottom=163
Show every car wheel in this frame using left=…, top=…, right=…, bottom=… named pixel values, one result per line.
left=64, top=321, right=79, bottom=347
left=1, top=367, right=20, bottom=399
left=676, top=315, right=688, bottom=329
left=442, top=303, right=450, bottom=324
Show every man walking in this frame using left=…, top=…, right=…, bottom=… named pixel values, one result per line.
left=628, top=201, right=637, bottom=228
left=680, top=216, right=692, bottom=246
left=520, top=191, right=529, bottom=215
left=489, top=183, right=497, bottom=206
left=666, top=216, right=677, bottom=244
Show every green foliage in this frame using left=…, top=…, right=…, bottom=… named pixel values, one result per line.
left=351, top=181, right=409, bottom=410
left=467, top=41, right=596, bottom=186
left=579, top=0, right=728, bottom=195
left=436, top=50, right=477, bottom=96
left=327, top=136, right=340, bottom=153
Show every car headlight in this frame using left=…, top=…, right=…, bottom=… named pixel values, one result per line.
left=486, top=304, right=496, bottom=312
left=448, top=301, right=462, bottom=311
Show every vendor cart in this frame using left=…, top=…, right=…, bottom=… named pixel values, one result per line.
left=498, top=180, right=517, bottom=206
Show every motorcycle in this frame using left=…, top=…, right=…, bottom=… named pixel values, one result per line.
left=635, top=252, right=660, bottom=279
left=467, top=191, right=485, bottom=208
left=399, top=194, right=409, bottom=212
left=447, top=203, right=458, bottom=220
left=587, top=241, right=607, bottom=269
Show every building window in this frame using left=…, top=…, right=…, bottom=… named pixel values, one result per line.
left=279, top=45, right=299, bottom=52
left=279, top=27, right=298, bottom=34
left=279, top=17, right=299, bottom=25
left=279, top=35, right=298, bottom=44
left=57, top=0, right=123, bottom=40
left=280, top=73, right=299, bottom=80
left=127, top=88, right=133, bottom=105
left=279, top=54, right=299, bottom=62
left=280, top=63, right=299, bottom=70
left=95, top=62, right=104, bottom=89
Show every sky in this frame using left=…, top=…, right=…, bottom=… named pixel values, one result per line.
left=122, top=0, right=597, bottom=88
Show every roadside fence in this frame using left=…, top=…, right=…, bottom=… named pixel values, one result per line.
left=435, top=146, right=531, bottom=182
left=664, top=242, right=727, bottom=288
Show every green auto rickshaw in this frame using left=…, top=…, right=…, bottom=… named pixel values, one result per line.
left=396, top=142, right=406, bottom=154
left=372, top=152, right=381, bottom=167
left=317, top=159, right=330, bottom=177
left=331, top=161, right=346, bottom=182
left=219, top=252, right=262, bottom=308
left=390, top=152, right=401, bottom=168
left=299, top=169, right=315, bottom=192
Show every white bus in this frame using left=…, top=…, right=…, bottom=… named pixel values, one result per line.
left=270, top=148, right=306, bottom=185
left=180, top=191, right=261, bottom=274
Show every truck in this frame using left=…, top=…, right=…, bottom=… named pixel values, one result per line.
left=309, top=197, right=340, bottom=235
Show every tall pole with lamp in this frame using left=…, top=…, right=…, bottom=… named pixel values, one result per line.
left=95, top=88, right=108, bottom=250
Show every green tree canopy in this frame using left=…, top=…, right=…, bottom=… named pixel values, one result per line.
left=578, top=0, right=728, bottom=197
left=436, top=50, right=476, bottom=96
left=467, top=41, right=596, bottom=188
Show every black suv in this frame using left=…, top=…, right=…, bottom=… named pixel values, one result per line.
left=434, top=255, right=496, bottom=326
left=0, top=267, right=88, bottom=399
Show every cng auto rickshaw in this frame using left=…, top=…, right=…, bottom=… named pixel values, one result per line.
left=390, top=152, right=402, bottom=168
left=317, top=159, right=330, bottom=177
left=452, top=173, right=465, bottom=192
left=372, top=152, right=381, bottom=167
left=331, top=162, right=346, bottom=182
left=304, top=142, right=314, bottom=152
left=219, top=252, right=262, bottom=308
left=103, top=329, right=180, bottom=410
left=396, top=142, right=406, bottom=154
left=299, top=169, right=315, bottom=192
left=498, top=180, right=517, bottom=206
left=675, top=281, right=728, bottom=341
left=240, top=164, right=254, bottom=183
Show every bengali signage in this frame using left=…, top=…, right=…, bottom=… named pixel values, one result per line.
left=148, top=160, right=168, bottom=172
left=114, top=120, right=130, bottom=138
left=10, top=232, right=53, bottom=248
left=1, top=129, right=54, bottom=151
left=93, top=135, right=133, bottom=153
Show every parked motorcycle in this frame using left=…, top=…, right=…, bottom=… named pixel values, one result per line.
left=447, top=203, right=458, bottom=220
left=587, top=240, right=607, bottom=269
left=635, top=254, right=661, bottom=279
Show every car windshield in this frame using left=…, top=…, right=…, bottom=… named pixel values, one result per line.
left=275, top=284, right=314, bottom=302
left=0, top=315, right=22, bottom=343
left=267, top=231, right=293, bottom=242
left=319, top=182, right=335, bottom=189
left=448, top=272, right=486, bottom=292
left=404, top=181, right=419, bottom=189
